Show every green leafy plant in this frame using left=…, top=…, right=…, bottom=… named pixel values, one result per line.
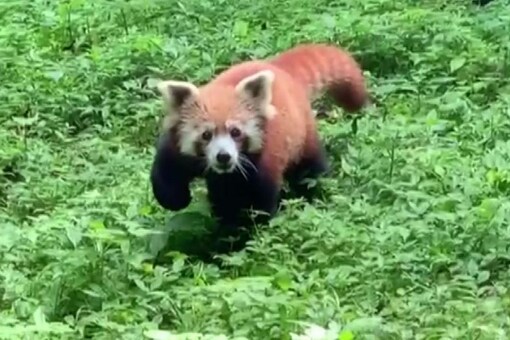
left=2, top=0, right=510, bottom=339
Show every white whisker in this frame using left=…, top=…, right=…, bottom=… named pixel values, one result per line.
left=236, top=161, right=249, bottom=180
left=239, top=154, right=258, bottom=173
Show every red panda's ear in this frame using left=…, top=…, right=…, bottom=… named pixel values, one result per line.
left=156, top=80, right=199, bottom=114
left=235, top=70, right=275, bottom=113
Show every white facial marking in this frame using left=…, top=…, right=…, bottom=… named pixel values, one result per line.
left=206, top=134, right=239, bottom=173
left=178, top=121, right=214, bottom=156
left=161, top=114, right=179, bottom=131
left=178, top=123, right=200, bottom=155
left=243, top=118, right=264, bottom=153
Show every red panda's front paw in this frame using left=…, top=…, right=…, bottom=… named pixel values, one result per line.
left=151, top=178, right=192, bottom=211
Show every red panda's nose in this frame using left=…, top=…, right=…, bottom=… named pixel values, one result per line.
left=216, top=151, right=231, bottom=164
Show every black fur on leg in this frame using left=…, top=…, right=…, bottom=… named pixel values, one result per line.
left=284, top=141, right=329, bottom=202
left=250, top=166, right=281, bottom=224
left=204, top=155, right=281, bottom=255
left=150, top=131, right=204, bottom=211
left=205, top=170, right=256, bottom=255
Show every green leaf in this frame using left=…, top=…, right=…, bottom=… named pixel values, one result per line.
left=272, top=271, right=293, bottom=291
left=478, top=198, right=500, bottom=220
left=344, top=317, right=383, bottom=332
left=339, top=330, right=354, bottom=340
left=233, top=20, right=249, bottom=37
left=146, top=77, right=162, bottom=89
left=322, top=14, right=336, bottom=28
left=89, top=220, right=105, bottom=230
left=477, top=270, right=490, bottom=284
left=12, top=116, right=38, bottom=126
left=450, top=57, right=466, bottom=72
left=33, top=307, right=46, bottom=326
left=148, top=211, right=215, bottom=258
left=45, top=70, right=64, bottom=81
left=66, top=225, right=82, bottom=248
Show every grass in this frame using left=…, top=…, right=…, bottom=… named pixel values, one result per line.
left=2, top=0, right=510, bottom=338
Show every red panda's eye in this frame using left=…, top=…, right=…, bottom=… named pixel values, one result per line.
left=230, top=127, right=242, bottom=138
left=202, top=130, right=212, bottom=141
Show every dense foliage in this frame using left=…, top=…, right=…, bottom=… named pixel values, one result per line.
left=1, top=0, right=510, bottom=338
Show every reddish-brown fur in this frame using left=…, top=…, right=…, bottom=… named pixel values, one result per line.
left=195, top=43, right=368, bottom=185
left=269, top=43, right=368, bottom=112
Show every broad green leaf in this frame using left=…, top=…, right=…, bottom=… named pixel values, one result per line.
left=273, top=271, right=293, bottom=291
left=233, top=20, right=249, bottom=37
left=339, top=330, right=354, bottom=340
left=450, top=57, right=466, bottom=72
left=33, top=307, right=46, bottom=326
left=45, top=70, right=64, bottom=81
left=66, top=225, right=82, bottom=247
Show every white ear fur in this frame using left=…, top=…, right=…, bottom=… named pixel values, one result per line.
left=156, top=80, right=199, bottom=113
left=235, top=70, right=275, bottom=110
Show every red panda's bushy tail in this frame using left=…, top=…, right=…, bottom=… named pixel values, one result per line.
left=268, top=43, right=369, bottom=113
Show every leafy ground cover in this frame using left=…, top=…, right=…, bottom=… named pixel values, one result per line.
left=2, top=0, right=510, bottom=338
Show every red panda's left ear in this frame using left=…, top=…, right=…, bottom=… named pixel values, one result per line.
left=235, top=70, right=275, bottom=113
left=156, top=80, right=199, bottom=114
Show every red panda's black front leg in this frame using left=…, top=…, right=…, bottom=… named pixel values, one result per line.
left=205, top=169, right=280, bottom=227
left=204, top=163, right=280, bottom=255
left=205, top=173, right=246, bottom=228
left=204, top=171, right=256, bottom=254
left=150, top=132, right=204, bottom=211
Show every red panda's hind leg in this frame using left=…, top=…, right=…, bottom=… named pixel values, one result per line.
left=284, top=130, right=329, bottom=202
left=251, top=148, right=286, bottom=222
left=250, top=166, right=281, bottom=223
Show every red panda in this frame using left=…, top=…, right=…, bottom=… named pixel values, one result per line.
left=150, top=43, right=368, bottom=241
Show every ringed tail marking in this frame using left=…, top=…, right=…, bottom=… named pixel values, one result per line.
left=269, top=43, right=368, bottom=112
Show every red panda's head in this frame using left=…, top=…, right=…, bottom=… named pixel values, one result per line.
left=156, top=70, right=276, bottom=174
